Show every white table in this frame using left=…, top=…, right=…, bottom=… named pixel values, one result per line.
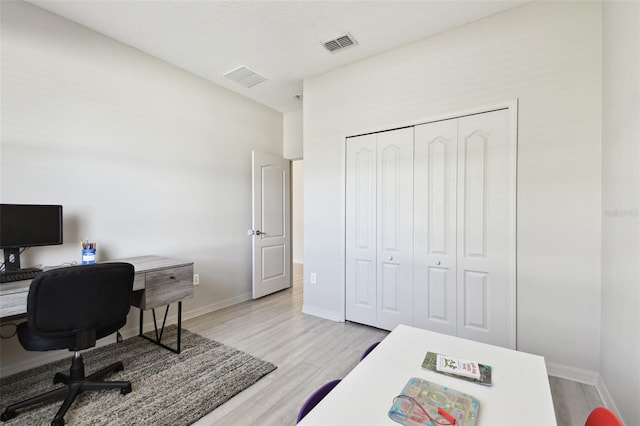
left=299, top=324, right=556, bottom=426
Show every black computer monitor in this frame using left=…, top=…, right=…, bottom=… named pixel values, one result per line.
left=0, top=204, right=63, bottom=271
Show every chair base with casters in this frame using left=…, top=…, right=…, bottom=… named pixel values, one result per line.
left=0, top=263, right=135, bottom=426
left=1, top=351, right=132, bottom=426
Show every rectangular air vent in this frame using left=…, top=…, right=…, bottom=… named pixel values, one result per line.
left=223, top=66, right=266, bottom=88
left=323, top=33, right=357, bottom=53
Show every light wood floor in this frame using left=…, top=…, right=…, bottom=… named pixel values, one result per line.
left=187, top=264, right=602, bottom=426
left=549, top=376, right=603, bottom=426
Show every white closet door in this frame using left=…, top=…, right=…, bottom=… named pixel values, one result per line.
left=413, top=119, right=458, bottom=334
left=347, top=108, right=515, bottom=341
left=377, top=128, right=414, bottom=330
left=456, top=109, right=515, bottom=348
left=346, top=134, right=378, bottom=326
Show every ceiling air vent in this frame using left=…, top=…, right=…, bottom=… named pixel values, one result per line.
left=223, top=66, right=266, bottom=88
left=323, top=33, right=357, bottom=53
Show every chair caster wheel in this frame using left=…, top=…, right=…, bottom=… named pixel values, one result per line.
left=1, top=410, right=16, bottom=421
left=114, top=362, right=124, bottom=373
left=121, top=384, right=132, bottom=395
left=53, top=373, right=66, bottom=384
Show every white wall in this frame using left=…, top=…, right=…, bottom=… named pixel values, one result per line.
left=285, top=111, right=304, bottom=264
left=0, top=1, right=282, bottom=375
left=600, top=1, right=640, bottom=424
left=283, top=109, right=303, bottom=160
left=303, top=1, right=602, bottom=376
left=292, top=160, right=304, bottom=264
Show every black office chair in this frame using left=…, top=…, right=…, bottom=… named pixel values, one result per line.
left=1, top=263, right=135, bottom=426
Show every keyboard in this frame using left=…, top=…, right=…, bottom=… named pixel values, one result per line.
left=0, top=269, right=42, bottom=283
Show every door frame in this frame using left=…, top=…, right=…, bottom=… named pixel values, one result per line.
left=342, top=99, right=518, bottom=348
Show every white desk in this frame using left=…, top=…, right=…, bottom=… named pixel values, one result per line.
left=299, top=324, right=556, bottom=426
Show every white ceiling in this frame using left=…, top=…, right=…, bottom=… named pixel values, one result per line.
left=28, top=0, right=528, bottom=113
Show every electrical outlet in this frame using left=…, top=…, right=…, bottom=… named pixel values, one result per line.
left=193, top=273, right=200, bottom=285
left=310, top=273, right=317, bottom=284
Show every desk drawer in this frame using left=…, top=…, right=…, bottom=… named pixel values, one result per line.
left=132, top=264, right=194, bottom=310
left=0, top=291, right=28, bottom=317
left=132, top=273, right=145, bottom=291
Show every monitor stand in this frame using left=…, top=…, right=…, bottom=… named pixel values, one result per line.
left=3, top=248, right=22, bottom=272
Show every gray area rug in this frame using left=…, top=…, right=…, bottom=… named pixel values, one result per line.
left=0, top=326, right=276, bottom=425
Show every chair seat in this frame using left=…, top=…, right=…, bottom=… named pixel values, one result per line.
left=359, top=341, right=380, bottom=362
left=17, top=318, right=127, bottom=352
left=296, top=379, right=341, bottom=423
left=585, top=407, right=623, bottom=426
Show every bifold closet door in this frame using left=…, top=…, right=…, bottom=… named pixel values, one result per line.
left=414, top=109, right=515, bottom=348
left=413, top=119, right=458, bottom=335
left=456, top=110, right=513, bottom=347
left=346, top=128, right=414, bottom=330
left=376, top=128, right=414, bottom=330
left=346, top=134, right=377, bottom=326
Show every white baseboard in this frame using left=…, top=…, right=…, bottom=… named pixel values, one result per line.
left=122, top=291, right=253, bottom=337
left=0, top=292, right=253, bottom=378
left=183, top=292, right=253, bottom=321
left=0, top=332, right=127, bottom=378
left=596, top=375, right=625, bottom=424
left=546, top=361, right=599, bottom=385
left=0, top=350, right=68, bottom=378
left=547, top=363, right=626, bottom=423
left=301, top=304, right=343, bottom=322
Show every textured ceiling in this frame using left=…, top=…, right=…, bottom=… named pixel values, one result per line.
left=27, top=0, right=528, bottom=113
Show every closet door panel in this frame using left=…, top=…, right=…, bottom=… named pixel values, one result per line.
left=456, top=109, right=514, bottom=347
left=346, top=134, right=377, bottom=326
left=377, top=127, right=414, bottom=330
left=414, top=120, right=457, bottom=334
left=463, top=132, right=487, bottom=257
left=426, top=266, right=450, bottom=321
left=462, top=270, right=488, bottom=329
left=381, top=263, right=400, bottom=312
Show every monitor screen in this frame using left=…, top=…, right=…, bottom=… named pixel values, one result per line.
left=0, top=204, right=63, bottom=248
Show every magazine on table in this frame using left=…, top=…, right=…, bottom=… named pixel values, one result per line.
left=422, top=351, right=492, bottom=386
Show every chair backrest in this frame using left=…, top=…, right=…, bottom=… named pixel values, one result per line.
left=360, top=341, right=380, bottom=362
left=585, top=407, right=623, bottom=426
left=296, top=379, right=341, bottom=424
left=26, top=263, right=134, bottom=345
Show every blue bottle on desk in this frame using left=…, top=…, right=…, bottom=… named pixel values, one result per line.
left=81, top=240, right=96, bottom=264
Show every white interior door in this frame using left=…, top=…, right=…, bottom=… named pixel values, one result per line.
left=456, top=109, right=515, bottom=348
left=414, top=119, right=458, bottom=334
left=251, top=151, right=291, bottom=299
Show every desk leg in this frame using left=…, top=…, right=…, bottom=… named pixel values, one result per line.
left=138, top=302, right=182, bottom=354
left=177, top=301, right=182, bottom=353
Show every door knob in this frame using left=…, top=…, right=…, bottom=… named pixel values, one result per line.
left=247, top=229, right=264, bottom=236
left=389, top=256, right=394, bottom=261
left=436, top=261, right=441, bottom=266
